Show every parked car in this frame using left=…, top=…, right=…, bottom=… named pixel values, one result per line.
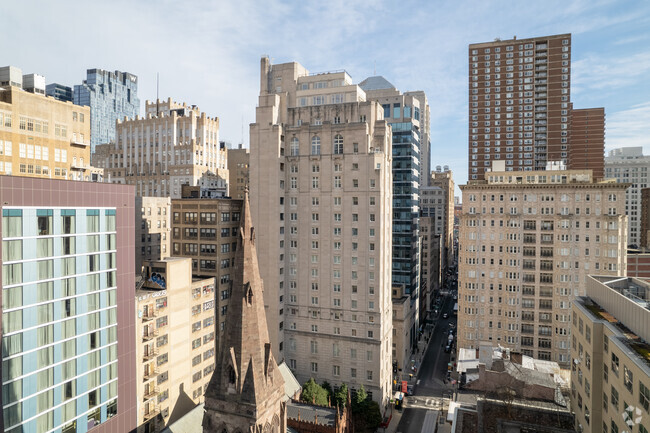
left=444, top=345, right=451, bottom=353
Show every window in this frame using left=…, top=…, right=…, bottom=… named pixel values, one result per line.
left=624, top=366, right=633, bottom=392
left=290, top=137, right=299, bottom=156
left=640, top=382, right=649, bottom=412
left=311, top=136, right=321, bottom=155
left=333, top=134, right=343, bottom=154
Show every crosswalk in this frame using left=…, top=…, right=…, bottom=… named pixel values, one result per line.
left=404, top=396, right=448, bottom=410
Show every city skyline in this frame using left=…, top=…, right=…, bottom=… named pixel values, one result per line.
left=3, top=0, right=649, bottom=193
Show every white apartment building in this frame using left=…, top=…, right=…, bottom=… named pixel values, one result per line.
left=605, top=147, right=650, bottom=247
left=458, top=166, right=628, bottom=366
left=93, top=98, right=228, bottom=198
left=250, top=57, right=393, bottom=405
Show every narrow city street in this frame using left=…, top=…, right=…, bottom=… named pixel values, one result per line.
left=394, top=277, right=458, bottom=433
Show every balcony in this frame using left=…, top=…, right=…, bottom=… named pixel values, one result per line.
left=142, top=329, right=158, bottom=342
left=143, top=349, right=159, bottom=361
left=70, top=161, right=88, bottom=171
left=143, top=405, right=160, bottom=421
left=143, top=386, right=160, bottom=401
left=142, top=310, right=157, bottom=322
left=143, top=367, right=159, bottom=382
left=70, top=137, right=90, bottom=147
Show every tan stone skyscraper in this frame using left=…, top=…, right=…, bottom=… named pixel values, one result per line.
left=93, top=98, right=228, bottom=198
left=250, top=57, right=393, bottom=405
left=203, top=192, right=286, bottom=433
left=458, top=165, right=627, bottom=365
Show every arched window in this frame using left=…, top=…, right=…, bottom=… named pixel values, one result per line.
left=333, top=134, right=343, bottom=154
left=311, top=136, right=321, bottom=155
left=290, top=137, right=299, bottom=156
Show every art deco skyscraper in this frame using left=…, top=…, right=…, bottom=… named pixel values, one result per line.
left=250, top=57, right=393, bottom=405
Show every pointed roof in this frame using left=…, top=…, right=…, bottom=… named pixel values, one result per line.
left=204, top=191, right=284, bottom=410
left=358, top=76, right=396, bottom=91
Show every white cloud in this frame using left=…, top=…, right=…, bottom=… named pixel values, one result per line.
left=606, top=102, right=650, bottom=151
left=572, top=51, right=650, bottom=95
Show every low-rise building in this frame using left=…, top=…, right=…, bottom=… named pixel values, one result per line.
left=136, top=258, right=216, bottom=433
left=571, top=276, right=650, bottom=433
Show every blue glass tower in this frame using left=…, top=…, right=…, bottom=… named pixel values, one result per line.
left=74, top=69, right=140, bottom=152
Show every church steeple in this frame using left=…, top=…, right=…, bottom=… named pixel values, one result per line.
left=204, top=191, right=286, bottom=433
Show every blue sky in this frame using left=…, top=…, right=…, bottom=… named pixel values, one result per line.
left=3, top=0, right=650, bottom=196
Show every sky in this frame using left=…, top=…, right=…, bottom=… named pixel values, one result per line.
left=2, top=0, right=650, bottom=197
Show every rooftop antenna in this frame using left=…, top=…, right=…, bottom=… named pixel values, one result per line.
left=156, top=72, right=160, bottom=115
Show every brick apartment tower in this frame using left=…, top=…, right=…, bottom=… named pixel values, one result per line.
left=468, top=33, right=605, bottom=181
left=203, top=192, right=286, bottom=433
left=568, top=107, right=605, bottom=179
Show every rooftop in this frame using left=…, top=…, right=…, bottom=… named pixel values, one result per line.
left=286, top=401, right=337, bottom=426
left=358, top=76, right=396, bottom=91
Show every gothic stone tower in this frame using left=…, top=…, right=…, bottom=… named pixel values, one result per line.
left=203, top=192, right=286, bottom=433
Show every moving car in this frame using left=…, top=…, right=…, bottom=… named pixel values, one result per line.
left=444, top=344, right=451, bottom=353
left=442, top=313, right=449, bottom=319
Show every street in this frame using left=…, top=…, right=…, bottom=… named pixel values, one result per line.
left=395, top=274, right=458, bottom=433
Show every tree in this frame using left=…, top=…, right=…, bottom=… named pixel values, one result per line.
left=350, top=385, right=382, bottom=433
left=300, top=378, right=328, bottom=406
left=321, top=381, right=334, bottom=405
left=334, top=383, right=348, bottom=409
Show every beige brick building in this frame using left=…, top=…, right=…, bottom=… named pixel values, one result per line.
left=170, top=196, right=242, bottom=343
left=458, top=166, right=628, bottom=365
left=136, top=258, right=216, bottom=433
left=571, top=276, right=649, bottom=433
left=135, top=196, right=171, bottom=274
left=227, top=146, right=249, bottom=199
left=93, top=98, right=228, bottom=198
left=430, top=168, right=456, bottom=269
left=250, top=57, right=393, bottom=404
left=0, top=86, right=92, bottom=180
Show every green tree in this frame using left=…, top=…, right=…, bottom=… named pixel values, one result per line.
left=334, top=383, right=348, bottom=408
left=300, top=378, right=328, bottom=406
left=321, top=381, right=334, bottom=404
left=350, top=386, right=382, bottom=433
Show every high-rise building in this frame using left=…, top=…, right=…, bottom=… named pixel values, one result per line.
left=227, top=145, right=249, bottom=199
left=458, top=165, right=628, bottom=365
left=0, top=176, right=136, bottom=433
left=74, top=68, right=140, bottom=151
left=469, top=34, right=573, bottom=179
left=250, top=57, right=393, bottom=405
left=0, top=81, right=92, bottom=180
left=93, top=98, right=228, bottom=198
left=170, top=195, right=242, bottom=343
left=430, top=167, right=455, bottom=269
left=135, top=196, right=171, bottom=274
left=136, top=258, right=216, bottom=433
left=605, top=147, right=650, bottom=247
left=360, top=76, right=428, bottom=302
left=571, top=276, right=650, bottom=433
left=419, top=217, right=442, bottom=314
left=203, top=192, right=286, bottom=433
left=567, top=107, right=605, bottom=179
left=46, top=83, right=73, bottom=103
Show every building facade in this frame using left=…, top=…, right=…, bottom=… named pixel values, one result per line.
left=567, top=107, right=605, bottom=179
left=46, top=84, right=73, bottom=103
left=430, top=167, right=455, bottom=270
left=0, top=85, right=92, bottom=180
left=642, top=188, right=650, bottom=249
left=469, top=34, right=573, bottom=179
left=93, top=99, right=228, bottom=198
left=458, top=167, right=628, bottom=365
left=419, top=217, right=441, bottom=314
left=360, top=76, right=426, bottom=302
left=170, top=197, right=242, bottom=344
left=571, top=276, right=650, bottom=433
left=250, top=57, right=393, bottom=405
left=74, top=69, right=139, bottom=151
left=135, top=197, right=171, bottom=275
left=227, top=146, right=249, bottom=199
left=136, top=258, right=216, bottom=433
left=605, top=147, right=650, bottom=248
left=0, top=176, right=137, bottom=433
